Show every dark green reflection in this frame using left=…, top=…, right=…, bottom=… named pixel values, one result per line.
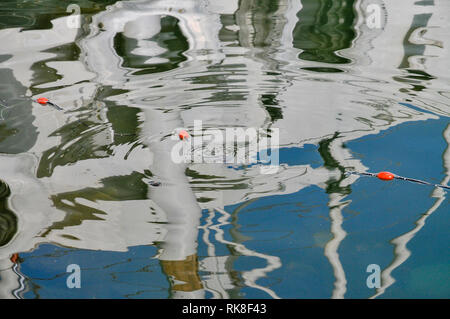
left=0, top=179, right=17, bottom=247
left=0, top=0, right=118, bottom=31
left=317, top=132, right=351, bottom=195
left=302, top=67, right=344, bottom=73
left=394, top=13, right=435, bottom=96
left=30, top=43, right=81, bottom=96
left=292, top=0, right=356, bottom=64
left=36, top=117, right=112, bottom=178
left=0, top=66, right=38, bottom=154
left=398, top=13, right=432, bottom=69
left=41, top=171, right=148, bottom=237
left=235, top=0, right=280, bottom=47
left=37, top=87, right=141, bottom=178
left=261, top=93, right=283, bottom=121
left=114, top=15, right=189, bottom=76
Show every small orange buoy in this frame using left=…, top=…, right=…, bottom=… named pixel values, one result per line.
left=36, top=97, right=49, bottom=105
left=178, top=130, right=190, bottom=140
left=377, top=171, right=395, bottom=181
left=10, top=253, right=18, bottom=264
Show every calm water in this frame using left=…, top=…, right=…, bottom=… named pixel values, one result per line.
left=0, top=0, right=449, bottom=299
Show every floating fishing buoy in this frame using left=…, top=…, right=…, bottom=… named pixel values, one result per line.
left=35, top=97, right=63, bottom=110
left=377, top=171, right=395, bottom=181
left=36, top=97, right=49, bottom=105
left=10, top=253, right=18, bottom=264
left=179, top=130, right=190, bottom=140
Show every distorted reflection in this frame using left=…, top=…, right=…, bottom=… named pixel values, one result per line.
left=0, top=0, right=449, bottom=299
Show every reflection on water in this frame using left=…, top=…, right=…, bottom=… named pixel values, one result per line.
left=0, top=0, right=449, bottom=298
left=293, top=0, right=356, bottom=65
left=0, top=180, right=16, bottom=247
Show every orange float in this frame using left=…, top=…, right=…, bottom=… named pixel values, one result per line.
left=377, top=171, right=395, bottom=181
left=179, top=130, right=190, bottom=140
left=36, top=97, right=49, bottom=105
left=10, top=253, right=18, bottom=263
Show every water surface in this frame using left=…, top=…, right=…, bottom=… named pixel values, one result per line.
left=0, top=0, right=449, bottom=299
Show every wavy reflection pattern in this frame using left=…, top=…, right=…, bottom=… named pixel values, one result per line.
left=0, top=0, right=449, bottom=298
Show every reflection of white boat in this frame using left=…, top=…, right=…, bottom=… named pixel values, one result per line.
left=0, top=0, right=449, bottom=299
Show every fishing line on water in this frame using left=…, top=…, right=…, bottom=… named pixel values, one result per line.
left=35, top=97, right=137, bottom=137
left=346, top=171, right=450, bottom=190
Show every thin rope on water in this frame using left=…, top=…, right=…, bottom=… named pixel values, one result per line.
left=346, top=171, right=450, bottom=190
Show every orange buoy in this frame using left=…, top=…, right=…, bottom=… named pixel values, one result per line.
left=10, top=253, right=18, bottom=263
left=36, top=97, right=49, bottom=105
left=178, top=130, right=190, bottom=140
left=377, top=171, right=395, bottom=181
